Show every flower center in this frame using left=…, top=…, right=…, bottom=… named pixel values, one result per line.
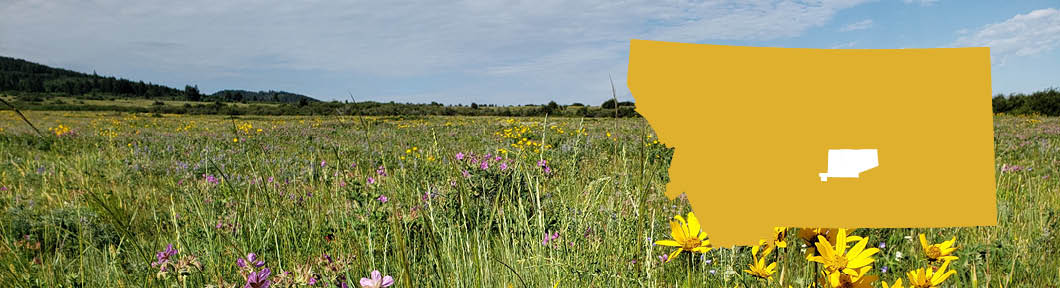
left=828, top=255, right=849, bottom=270
left=682, top=238, right=700, bottom=250
left=927, top=246, right=942, bottom=259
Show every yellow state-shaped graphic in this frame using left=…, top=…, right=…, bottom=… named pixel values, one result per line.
left=628, top=40, right=996, bottom=247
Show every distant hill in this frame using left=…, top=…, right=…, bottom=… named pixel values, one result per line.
left=0, top=55, right=317, bottom=103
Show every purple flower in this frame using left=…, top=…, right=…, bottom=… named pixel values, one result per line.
left=377, top=195, right=389, bottom=204
left=0, top=186, right=7, bottom=191
left=237, top=253, right=265, bottom=268
left=658, top=254, right=669, bottom=263
left=321, top=160, right=327, bottom=167
left=203, top=174, right=220, bottom=185
left=376, top=166, right=388, bottom=177
left=244, top=267, right=272, bottom=288
left=455, top=152, right=465, bottom=160
left=541, top=231, right=560, bottom=246
left=308, top=277, right=317, bottom=285
left=359, top=270, right=394, bottom=288
left=1002, top=164, right=1025, bottom=173
left=350, top=163, right=357, bottom=168
left=267, top=177, right=274, bottom=183
left=367, top=177, right=376, bottom=185
left=461, top=170, right=470, bottom=178
left=499, top=162, right=508, bottom=171
left=880, top=266, right=889, bottom=273
left=479, top=160, right=489, bottom=170
left=537, top=159, right=547, bottom=167
left=878, top=242, right=886, bottom=249
left=151, top=244, right=178, bottom=270
left=543, top=166, right=552, bottom=175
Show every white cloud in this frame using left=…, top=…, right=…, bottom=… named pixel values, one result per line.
left=0, top=0, right=872, bottom=103
left=952, top=8, right=1060, bottom=64
left=839, top=19, right=874, bottom=32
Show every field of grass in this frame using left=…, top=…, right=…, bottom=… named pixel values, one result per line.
left=0, top=95, right=280, bottom=108
left=0, top=111, right=1056, bottom=287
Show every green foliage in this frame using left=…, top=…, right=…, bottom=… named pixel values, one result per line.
left=992, top=88, right=1060, bottom=115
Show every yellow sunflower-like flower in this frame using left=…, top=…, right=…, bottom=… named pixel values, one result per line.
left=798, top=228, right=862, bottom=258
left=772, top=227, right=788, bottom=249
left=906, top=259, right=956, bottom=288
left=743, top=240, right=777, bottom=280
left=809, top=228, right=879, bottom=284
left=882, top=279, right=905, bottom=288
left=918, top=234, right=958, bottom=262
left=654, top=211, right=711, bottom=262
left=820, top=266, right=877, bottom=288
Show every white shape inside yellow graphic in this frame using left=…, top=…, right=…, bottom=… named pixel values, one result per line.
left=819, top=149, right=878, bottom=181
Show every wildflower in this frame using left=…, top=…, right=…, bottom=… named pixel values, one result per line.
left=882, top=279, right=905, bottom=288
left=905, top=260, right=956, bottom=288
left=881, top=266, right=889, bottom=273
left=152, top=244, right=179, bottom=271
left=1001, top=164, right=1024, bottom=173
left=654, top=211, right=712, bottom=262
left=321, top=160, right=327, bottom=167
left=499, top=162, right=509, bottom=171
left=743, top=240, right=777, bottom=281
left=878, top=242, right=886, bottom=249
left=377, top=195, right=388, bottom=204
left=771, top=227, right=788, bottom=249
left=808, top=228, right=879, bottom=283
left=359, top=270, right=394, bottom=288
left=821, top=267, right=877, bottom=288
left=1, top=186, right=8, bottom=191
left=918, top=234, right=958, bottom=262
left=237, top=253, right=265, bottom=268
left=480, top=160, right=489, bottom=170
left=367, top=177, right=375, bottom=185
left=657, top=254, right=669, bottom=263
left=461, top=170, right=470, bottom=178
left=376, top=166, right=388, bottom=176
left=455, top=152, right=465, bottom=160
left=541, top=231, right=560, bottom=246
left=245, top=267, right=272, bottom=288
left=798, top=228, right=862, bottom=258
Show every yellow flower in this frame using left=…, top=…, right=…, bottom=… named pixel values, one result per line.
left=772, top=227, right=788, bottom=249
left=882, top=279, right=905, bottom=288
left=906, top=260, right=956, bottom=288
left=798, top=228, right=862, bottom=258
left=918, top=234, right=958, bottom=262
left=654, top=211, right=711, bottom=262
left=743, top=240, right=777, bottom=280
left=809, top=229, right=879, bottom=283
left=232, top=138, right=239, bottom=142
left=821, top=267, right=877, bottom=288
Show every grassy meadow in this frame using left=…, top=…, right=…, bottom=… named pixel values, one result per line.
left=0, top=110, right=1056, bottom=287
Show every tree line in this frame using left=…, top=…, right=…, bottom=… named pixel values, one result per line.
left=992, top=88, right=1060, bottom=116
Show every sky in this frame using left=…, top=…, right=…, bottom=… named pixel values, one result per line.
left=2, top=0, right=1059, bottom=105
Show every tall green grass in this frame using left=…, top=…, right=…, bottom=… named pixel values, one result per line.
left=0, top=111, right=1056, bottom=287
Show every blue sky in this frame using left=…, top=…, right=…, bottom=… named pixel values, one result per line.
left=2, top=0, right=1058, bottom=105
